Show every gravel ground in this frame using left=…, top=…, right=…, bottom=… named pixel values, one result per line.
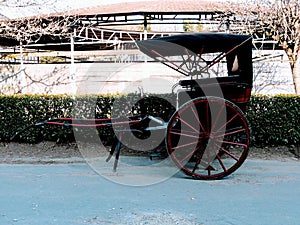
left=0, top=141, right=299, bottom=164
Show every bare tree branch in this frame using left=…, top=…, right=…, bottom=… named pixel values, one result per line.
left=0, top=14, right=81, bottom=44
left=0, top=0, right=57, bottom=8
left=0, top=64, right=70, bottom=94
left=226, top=0, right=300, bottom=94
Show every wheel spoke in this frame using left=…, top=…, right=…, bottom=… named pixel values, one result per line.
left=214, top=127, right=246, bottom=138
left=177, top=116, right=200, bottom=135
left=171, top=140, right=199, bottom=150
left=192, top=147, right=205, bottom=173
left=218, top=145, right=239, bottom=161
left=216, top=154, right=227, bottom=172
left=207, top=166, right=211, bottom=176
left=191, top=106, right=206, bottom=133
left=211, top=103, right=225, bottom=132
left=206, top=100, right=210, bottom=133
left=169, top=130, right=199, bottom=139
left=179, top=147, right=199, bottom=163
left=192, top=160, right=200, bottom=174
left=215, top=113, right=239, bottom=133
left=218, top=139, right=247, bottom=148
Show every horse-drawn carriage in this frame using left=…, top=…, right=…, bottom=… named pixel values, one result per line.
left=13, top=33, right=253, bottom=180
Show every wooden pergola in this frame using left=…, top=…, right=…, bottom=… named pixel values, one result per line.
left=0, top=0, right=278, bottom=60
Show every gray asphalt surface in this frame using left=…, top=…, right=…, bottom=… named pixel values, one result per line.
left=1, top=157, right=300, bottom=225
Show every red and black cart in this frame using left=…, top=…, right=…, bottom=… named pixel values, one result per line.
left=14, top=33, right=253, bottom=180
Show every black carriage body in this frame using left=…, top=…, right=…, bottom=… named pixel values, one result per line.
left=137, top=33, right=253, bottom=179
left=137, top=33, right=253, bottom=112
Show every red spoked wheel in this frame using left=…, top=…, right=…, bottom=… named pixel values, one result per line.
left=166, top=96, right=251, bottom=180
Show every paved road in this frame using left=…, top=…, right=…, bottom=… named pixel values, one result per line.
left=0, top=157, right=300, bottom=225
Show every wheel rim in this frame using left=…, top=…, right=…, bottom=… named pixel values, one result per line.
left=166, top=97, right=250, bottom=180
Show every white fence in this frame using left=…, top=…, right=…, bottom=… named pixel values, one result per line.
left=0, top=50, right=296, bottom=95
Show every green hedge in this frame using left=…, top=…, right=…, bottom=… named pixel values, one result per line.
left=0, top=94, right=299, bottom=146
left=0, top=93, right=176, bottom=144
left=0, top=94, right=74, bottom=143
left=247, top=95, right=300, bottom=146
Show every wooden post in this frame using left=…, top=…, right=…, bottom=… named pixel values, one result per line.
left=19, top=41, right=26, bottom=93
left=70, top=33, right=76, bottom=95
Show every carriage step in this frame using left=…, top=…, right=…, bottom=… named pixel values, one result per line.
left=149, top=153, right=161, bottom=160
left=205, top=165, right=218, bottom=171
left=149, top=147, right=168, bottom=160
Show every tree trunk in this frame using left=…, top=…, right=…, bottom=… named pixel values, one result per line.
left=292, top=50, right=300, bottom=95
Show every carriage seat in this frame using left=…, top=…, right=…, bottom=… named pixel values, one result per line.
left=178, top=75, right=251, bottom=112
left=179, top=75, right=240, bottom=88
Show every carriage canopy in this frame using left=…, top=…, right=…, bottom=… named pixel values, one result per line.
left=137, top=33, right=253, bottom=84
